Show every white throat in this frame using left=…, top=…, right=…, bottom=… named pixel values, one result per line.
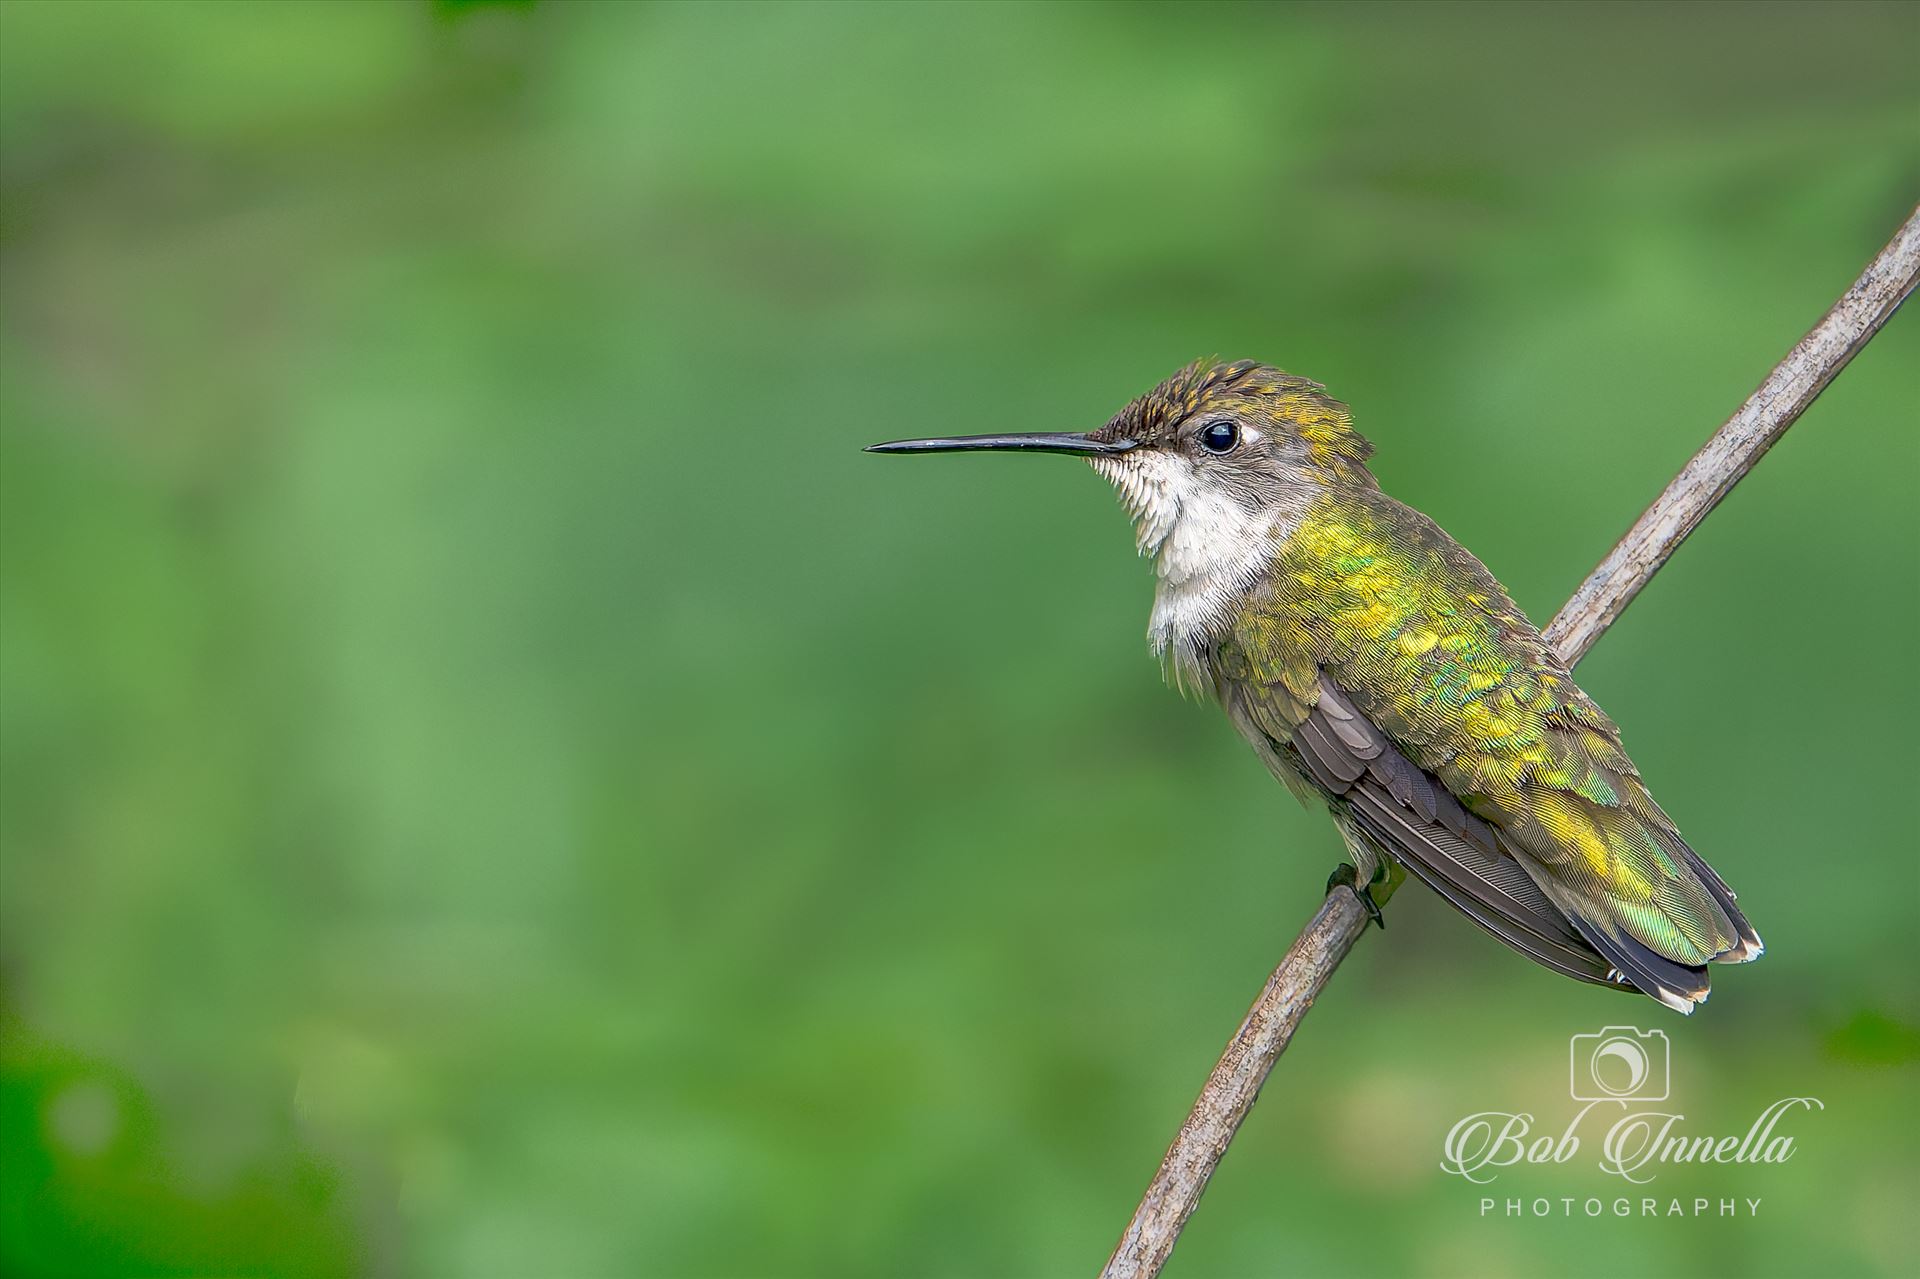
left=1092, top=452, right=1290, bottom=688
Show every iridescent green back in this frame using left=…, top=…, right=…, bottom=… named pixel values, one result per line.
left=1221, top=487, right=1740, bottom=966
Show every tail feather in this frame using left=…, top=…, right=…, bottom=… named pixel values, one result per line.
left=1655, top=827, right=1764, bottom=962
left=1515, top=859, right=1715, bottom=1014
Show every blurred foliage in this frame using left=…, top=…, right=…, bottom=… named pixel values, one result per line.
left=1, top=2, right=1916, bottom=1276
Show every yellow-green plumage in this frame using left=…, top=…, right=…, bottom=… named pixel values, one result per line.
left=1220, top=488, right=1737, bottom=966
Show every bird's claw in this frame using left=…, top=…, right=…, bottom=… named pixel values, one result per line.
left=1326, top=861, right=1386, bottom=929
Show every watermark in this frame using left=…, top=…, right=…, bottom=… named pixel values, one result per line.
left=1570, top=1025, right=1667, bottom=1102
left=1477, top=1197, right=1763, bottom=1218
left=1440, top=1026, right=1824, bottom=1186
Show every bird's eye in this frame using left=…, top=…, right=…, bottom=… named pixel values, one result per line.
left=1198, top=421, right=1239, bottom=455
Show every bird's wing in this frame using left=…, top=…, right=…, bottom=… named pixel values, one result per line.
left=1222, top=488, right=1760, bottom=1011
left=1222, top=668, right=1624, bottom=988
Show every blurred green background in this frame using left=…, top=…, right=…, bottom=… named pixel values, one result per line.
left=2, top=2, right=1916, bottom=1276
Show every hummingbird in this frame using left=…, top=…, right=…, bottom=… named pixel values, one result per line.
left=868, top=359, right=1762, bottom=1013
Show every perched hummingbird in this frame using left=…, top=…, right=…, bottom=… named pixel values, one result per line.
left=869, top=359, right=1762, bottom=1013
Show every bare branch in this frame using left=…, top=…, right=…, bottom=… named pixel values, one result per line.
left=1101, top=890, right=1372, bottom=1278
left=1100, top=202, right=1920, bottom=1279
left=1543, top=203, right=1920, bottom=664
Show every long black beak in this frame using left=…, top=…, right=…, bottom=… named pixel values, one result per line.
left=865, top=432, right=1137, bottom=457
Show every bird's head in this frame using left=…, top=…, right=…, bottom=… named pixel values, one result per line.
left=867, top=358, right=1375, bottom=558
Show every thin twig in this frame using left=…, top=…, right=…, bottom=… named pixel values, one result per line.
left=1544, top=204, right=1920, bottom=665
left=1100, top=202, right=1920, bottom=1279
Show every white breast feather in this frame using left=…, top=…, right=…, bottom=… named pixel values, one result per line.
left=1092, top=452, right=1290, bottom=694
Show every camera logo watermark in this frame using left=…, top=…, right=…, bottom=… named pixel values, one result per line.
left=1440, top=1027, right=1824, bottom=1187
left=1571, top=1026, right=1667, bottom=1102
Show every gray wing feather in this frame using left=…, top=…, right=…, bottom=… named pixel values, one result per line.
left=1288, top=675, right=1627, bottom=989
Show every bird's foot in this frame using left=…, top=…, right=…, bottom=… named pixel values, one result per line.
left=1327, top=861, right=1387, bottom=930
